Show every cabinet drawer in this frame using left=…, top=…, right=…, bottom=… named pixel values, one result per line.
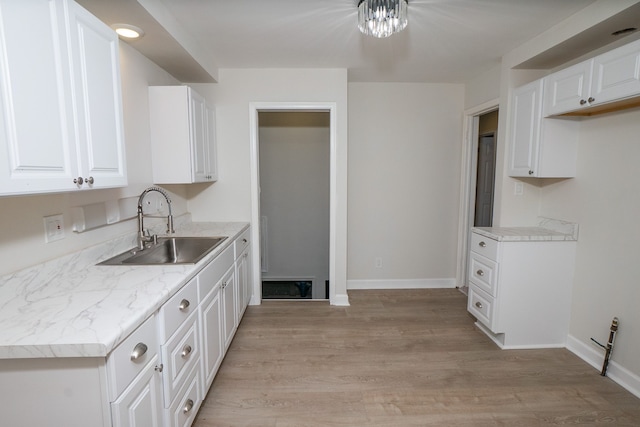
left=159, top=277, right=198, bottom=341
left=107, top=315, right=159, bottom=401
left=167, top=363, right=201, bottom=427
left=468, top=285, right=495, bottom=331
left=470, top=232, right=498, bottom=260
left=198, top=243, right=234, bottom=300
left=234, top=228, right=250, bottom=259
left=161, top=310, right=200, bottom=407
left=468, top=252, right=498, bottom=296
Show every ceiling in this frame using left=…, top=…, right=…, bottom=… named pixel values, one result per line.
left=77, top=0, right=640, bottom=84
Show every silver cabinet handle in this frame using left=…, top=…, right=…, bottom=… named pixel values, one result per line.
left=84, top=176, right=94, bottom=185
left=528, top=170, right=534, bottom=175
left=181, top=345, right=192, bottom=358
left=476, top=270, right=484, bottom=277
left=183, top=399, right=194, bottom=414
left=130, top=342, right=148, bottom=361
left=478, top=241, right=486, bottom=248
left=179, top=299, right=190, bottom=311
left=222, top=281, right=227, bottom=289
left=242, top=238, right=248, bottom=244
left=73, top=177, right=84, bottom=185
left=475, top=301, right=483, bottom=309
left=155, top=364, right=163, bottom=372
left=588, top=97, right=595, bottom=103
left=580, top=99, right=587, bottom=105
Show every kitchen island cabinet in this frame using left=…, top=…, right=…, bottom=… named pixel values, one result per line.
left=467, top=223, right=577, bottom=349
left=0, top=0, right=126, bottom=196
left=0, top=221, right=250, bottom=427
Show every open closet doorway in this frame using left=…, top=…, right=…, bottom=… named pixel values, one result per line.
left=258, top=111, right=330, bottom=300
left=456, top=103, right=499, bottom=295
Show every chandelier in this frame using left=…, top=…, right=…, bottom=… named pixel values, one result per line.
left=358, top=0, right=408, bottom=38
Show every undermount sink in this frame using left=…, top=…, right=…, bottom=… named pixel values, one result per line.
left=98, top=236, right=227, bottom=266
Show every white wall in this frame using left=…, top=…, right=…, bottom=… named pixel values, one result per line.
left=490, top=0, right=640, bottom=388
left=187, top=68, right=349, bottom=303
left=259, top=112, right=330, bottom=299
left=347, top=83, right=464, bottom=288
left=0, top=42, right=184, bottom=276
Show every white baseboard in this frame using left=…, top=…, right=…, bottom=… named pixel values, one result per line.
left=331, top=293, right=350, bottom=306
left=566, top=334, right=640, bottom=399
left=347, top=278, right=457, bottom=290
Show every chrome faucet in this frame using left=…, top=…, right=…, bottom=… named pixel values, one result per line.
left=137, top=186, right=175, bottom=250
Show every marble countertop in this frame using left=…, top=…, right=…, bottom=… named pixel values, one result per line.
left=473, top=217, right=579, bottom=242
left=0, top=220, right=249, bottom=360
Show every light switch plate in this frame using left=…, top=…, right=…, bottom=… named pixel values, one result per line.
left=44, top=214, right=65, bottom=243
left=514, top=182, right=524, bottom=196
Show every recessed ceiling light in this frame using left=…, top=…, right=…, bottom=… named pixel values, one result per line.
left=111, top=24, right=145, bottom=39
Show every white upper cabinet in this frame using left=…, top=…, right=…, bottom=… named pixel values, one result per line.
left=508, top=79, right=579, bottom=178
left=66, top=0, right=127, bottom=189
left=0, top=0, right=126, bottom=196
left=544, top=39, right=640, bottom=116
left=149, top=86, right=218, bottom=184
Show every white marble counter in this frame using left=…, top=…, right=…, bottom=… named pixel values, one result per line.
left=473, top=217, right=578, bottom=242
left=0, top=219, right=249, bottom=359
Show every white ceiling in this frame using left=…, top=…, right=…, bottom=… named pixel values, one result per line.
left=78, top=0, right=640, bottom=84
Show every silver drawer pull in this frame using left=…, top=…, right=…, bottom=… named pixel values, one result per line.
left=478, top=241, right=486, bottom=248
left=130, top=342, right=148, bottom=361
left=183, top=399, right=194, bottom=414
left=475, top=301, right=483, bottom=309
left=476, top=269, right=484, bottom=277
left=181, top=345, right=192, bottom=358
left=179, top=299, right=190, bottom=311
left=242, top=238, right=248, bottom=244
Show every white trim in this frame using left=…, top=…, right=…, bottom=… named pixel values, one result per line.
left=347, top=278, right=456, bottom=290
left=249, top=102, right=342, bottom=305
left=567, top=334, right=640, bottom=399
left=456, top=99, right=500, bottom=288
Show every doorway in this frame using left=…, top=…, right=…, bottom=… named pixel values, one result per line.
left=258, top=112, right=330, bottom=300
left=456, top=102, right=499, bottom=294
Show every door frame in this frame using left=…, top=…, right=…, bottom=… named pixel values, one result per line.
left=456, top=98, right=499, bottom=288
left=249, top=102, right=338, bottom=304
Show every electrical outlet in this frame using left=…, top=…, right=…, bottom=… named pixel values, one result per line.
left=44, top=214, right=65, bottom=243
left=375, top=257, right=383, bottom=268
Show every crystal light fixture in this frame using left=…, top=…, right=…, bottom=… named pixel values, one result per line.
left=358, top=0, right=408, bottom=38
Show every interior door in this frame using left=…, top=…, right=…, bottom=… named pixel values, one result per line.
left=474, top=134, right=496, bottom=227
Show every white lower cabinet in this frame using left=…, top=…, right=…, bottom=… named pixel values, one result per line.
left=467, top=231, right=576, bottom=348
left=0, top=227, right=252, bottom=427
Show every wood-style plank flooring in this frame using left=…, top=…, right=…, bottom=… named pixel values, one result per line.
left=193, top=289, right=640, bottom=426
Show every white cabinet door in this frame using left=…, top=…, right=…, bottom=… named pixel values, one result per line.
left=509, top=79, right=579, bottom=178
left=508, top=80, right=540, bottom=177
left=590, top=39, right=640, bottom=105
left=206, top=105, right=218, bottom=182
left=543, top=60, right=592, bottom=116
left=111, top=356, right=163, bottom=427
left=0, top=0, right=126, bottom=196
left=222, top=267, right=237, bottom=350
left=200, top=282, right=223, bottom=393
left=66, top=0, right=126, bottom=189
left=149, top=85, right=216, bottom=184
left=236, top=247, right=251, bottom=319
left=0, top=0, right=78, bottom=195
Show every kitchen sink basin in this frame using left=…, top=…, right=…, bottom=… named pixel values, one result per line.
left=98, top=236, right=227, bottom=266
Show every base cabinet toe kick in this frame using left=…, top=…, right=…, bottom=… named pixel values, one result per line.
left=0, top=228, right=252, bottom=427
left=467, top=230, right=576, bottom=349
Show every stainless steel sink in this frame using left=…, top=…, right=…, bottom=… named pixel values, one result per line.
left=98, top=236, right=227, bottom=266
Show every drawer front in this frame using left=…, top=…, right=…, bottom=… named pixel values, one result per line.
left=470, top=232, right=498, bottom=260
left=107, top=315, right=159, bottom=400
left=468, top=252, right=498, bottom=296
left=159, top=276, right=198, bottom=341
left=468, top=285, right=495, bottom=331
left=161, top=310, right=200, bottom=407
left=234, top=228, right=250, bottom=259
left=167, top=363, right=201, bottom=427
left=198, top=243, right=234, bottom=300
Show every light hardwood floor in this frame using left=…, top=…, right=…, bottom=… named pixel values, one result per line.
left=194, top=289, right=640, bottom=426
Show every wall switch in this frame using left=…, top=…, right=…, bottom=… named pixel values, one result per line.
left=375, top=257, right=383, bottom=268
left=44, top=214, right=65, bottom=243
left=514, top=182, right=524, bottom=196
